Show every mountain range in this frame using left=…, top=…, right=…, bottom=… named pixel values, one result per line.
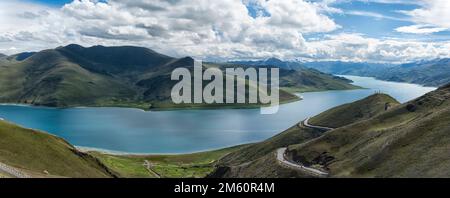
left=232, top=57, right=450, bottom=87
left=377, top=58, right=450, bottom=87
left=0, top=44, right=359, bottom=110
left=230, top=58, right=306, bottom=71
left=303, top=59, right=450, bottom=87
left=303, top=61, right=394, bottom=76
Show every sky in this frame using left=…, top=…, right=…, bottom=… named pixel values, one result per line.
left=0, top=0, right=449, bottom=63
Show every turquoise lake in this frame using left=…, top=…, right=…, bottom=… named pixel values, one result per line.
left=0, top=75, right=436, bottom=154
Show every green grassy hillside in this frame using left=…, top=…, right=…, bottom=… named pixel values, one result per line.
left=0, top=44, right=360, bottom=110
left=211, top=93, right=404, bottom=178
left=286, top=84, right=450, bottom=177
left=0, top=49, right=137, bottom=107
left=218, top=125, right=323, bottom=166
left=0, top=118, right=239, bottom=178
left=89, top=146, right=243, bottom=178
left=210, top=151, right=313, bottom=178
left=309, top=94, right=400, bottom=128
left=214, top=62, right=361, bottom=93
left=208, top=125, right=323, bottom=178
left=0, top=120, right=114, bottom=178
left=278, top=68, right=361, bottom=93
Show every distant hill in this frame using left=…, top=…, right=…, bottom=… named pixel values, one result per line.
left=309, top=94, right=400, bottom=128
left=210, top=93, right=398, bottom=177
left=377, top=58, right=450, bottom=87
left=303, top=61, right=394, bottom=76
left=276, top=68, right=359, bottom=92
left=0, top=120, right=114, bottom=178
left=0, top=44, right=359, bottom=110
left=305, top=59, right=450, bottom=87
left=285, top=84, right=450, bottom=177
left=227, top=59, right=360, bottom=93
left=230, top=58, right=306, bottom=70
left=0, top=53, right=5, bottom=58
left=14, top=52, right=36, bottom=61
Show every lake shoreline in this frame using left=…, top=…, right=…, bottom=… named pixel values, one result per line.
left=0, top=75, right=437, bottom=154
left=0, top=86, right=366, bottom=112
left=338, top=75, right=438, bottom=89
left=76, top=143, right=251, bottom=156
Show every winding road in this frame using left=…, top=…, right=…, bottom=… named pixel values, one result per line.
left=302, top=117, right=335, bottom=131
left=277, top=117, right=335, bottom=177
left=276, top=148, right=328, bottom=177
left=143, top=160, right=161, bottom=178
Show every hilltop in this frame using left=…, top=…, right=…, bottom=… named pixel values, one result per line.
left=228, top=58, right=360, bottom=92
left=0, top=44, right=359, bottom=110
left=230, top=58, right=306, bottom=71
left=309, top=94, right=400, bottom=128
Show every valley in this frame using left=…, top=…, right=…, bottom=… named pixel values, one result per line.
left=0, top=77, right=446, bottom=178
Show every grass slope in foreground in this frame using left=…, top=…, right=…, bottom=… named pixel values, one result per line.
left=0, top=120, right=113, bottom=178
left=210, top=93, right=398, bottom=178
left=90, top=146, right=243, bottom=178
left=0, top=119, right=240, bottom=178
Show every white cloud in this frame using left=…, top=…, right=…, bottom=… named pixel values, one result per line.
left=305, top=33, right=450, bottom=63
left=0, top=0, right=339, bottom=58
left=396, top=0, right=450, bottom=34
left=354, top=0, right=420, bottom=5
left=345, top=10, right=407, bottom=21
left=311, top=0, right=343, bottom=14
left=395, top=25, right=447, bottom=34
left=0, top=0, right=62, bottom=53
left=258, top=0, right=340, bottom=33
left=0, top=0, right=449, bottom=63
